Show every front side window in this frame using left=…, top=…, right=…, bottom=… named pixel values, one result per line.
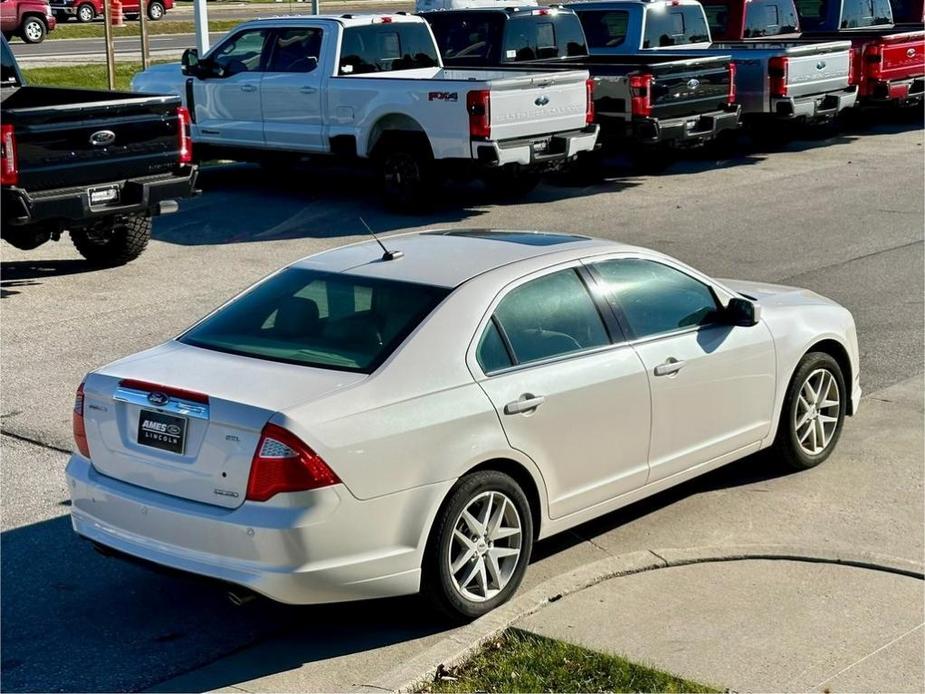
left=180, top=268, right=449, bottom=373
left=576, top=10, right=630, bottom=49
left=593, top=259, right=721, bottom=340
left=425, top=12, right=504, bottom=64
left=491, top=269, right=610, bottom=366
left=210, top=29, right=270, bottom=75
left=339, top=23, right=439, bottom=75
left=643, top=5, right=710, bottom=47
left=267, top=28, right=323, bottom=72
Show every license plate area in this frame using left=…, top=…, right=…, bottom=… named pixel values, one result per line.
left=137, top=410, right=187, bottom=455
left=88, top=184, right=120, bottom=207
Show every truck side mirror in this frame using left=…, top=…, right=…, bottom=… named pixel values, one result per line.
left=724, top=297, right=761, bottom=327
left=181, top=48, right=199, bottom=76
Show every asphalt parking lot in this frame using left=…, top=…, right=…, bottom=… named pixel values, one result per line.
left=1, top=113, right=923, bottom=692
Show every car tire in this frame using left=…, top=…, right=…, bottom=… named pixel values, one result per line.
left=71, top=213, right=151, bottom=267
left=76, top=3, right=95, bottom=22
left=147, top=1, right=164, bottom=20
left=484, top=167, right=542, bottom=198
left=20, top=17, right=46, bottom=43
left=772, top=351, right=847, bottom=471
left=422, top=470, right=534, bottom=622
left=376, top=134, right=437, bottom=212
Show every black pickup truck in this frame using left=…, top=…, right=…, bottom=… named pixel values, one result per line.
left=1, top=38, right=196, bottom=266
left=420, top=6, right=740, bottom=151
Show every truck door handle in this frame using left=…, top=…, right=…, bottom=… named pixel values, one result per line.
left=654, top=358, right=686, bottom=377
left=504, top=394, right=546, bottom=415
left=240, top=84, right=257, bottom=93
left=299, top=86, right=318, bottom=94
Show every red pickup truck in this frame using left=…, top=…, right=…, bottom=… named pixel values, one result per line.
left=0, top=0, right=56, bottom=43
left=792, top=0, right=924, bottom=105
left=49, top=0, right=171, bottom=23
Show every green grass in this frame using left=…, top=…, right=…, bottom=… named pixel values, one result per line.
left=50, top=18, right=240, bottom=39
left=416, top=629, right=719, bottom=694
left=23, top=61, right=156, bottom=90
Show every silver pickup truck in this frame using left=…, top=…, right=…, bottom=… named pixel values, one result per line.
left=568, top=0, right=859, bottom=121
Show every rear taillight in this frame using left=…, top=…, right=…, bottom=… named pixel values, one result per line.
left=176, top=106, right=192, bottom=165
left=769, top=56, right=789, bottom=98
left=728, top=61, right=737, bottom=104
left=1, top=123, right=18, bottom=186
left=847, top=46, right=855, bottom=85
left=467, top=89, right=491, bottom=139
left=585, top=78, right=595, bottom=124
left=864, top=43, right=883, bottom=79
left=246, top=423, right=340, bottom=502
left=629, top=73, right=653, bottom=118
left=73, top=382, right=91, bottom=458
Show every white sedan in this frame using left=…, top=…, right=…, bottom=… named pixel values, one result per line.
left=67, top=230, right=860, bottom=618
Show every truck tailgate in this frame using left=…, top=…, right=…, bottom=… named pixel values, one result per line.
left=880, top=31, right=925, bottom=81
left=648, top=56, right=732, bottom=119
left=784, top=43, right=853, bottom=97
left=3, top=87, right=182, bottom=191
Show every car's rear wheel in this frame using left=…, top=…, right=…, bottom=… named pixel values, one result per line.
left=376, top=135, right=437, bottom=211
left=423, top=470, right=533, bottom=621
left=772, top=351, right=846, bottom=470
left=20, top=17, right=47, bottom=43
left=76, top=3, right=95, bottom=22
left=147, top=1, right=164, bottom=20
left=70, top=213, right=151, bottom=267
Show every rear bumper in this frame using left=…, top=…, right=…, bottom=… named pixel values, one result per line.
left=471, top=125, right=599, bottom=168
left=66, top=454, right=452, bottom=605
left=629, top=106, right=741, bottom=147
left=1, top=167, right=197, bottom=228
left=860, top=77, right=925, bottom=105
left=770, top=86, right=859, bottom=119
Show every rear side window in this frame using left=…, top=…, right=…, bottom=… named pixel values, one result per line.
left=425, top=12, right=504, bottom=64
left=267, top=28, right=323, bottom=72
left=180, top=268, right=449, bottom=373
left=502, top=14, right=588, bottom=61
left=476, top=320, right=513, bottom=373
left=643, top=5, right=710, bottom=47
left=490, top=269, right=610, bottom=366
left=839, top=0, right=893, bottom=26
left=339, top=23, right=440, bottom=74
left=576, top=10, right=630, bottom=49
left=745, top=0, right=800, bottom=34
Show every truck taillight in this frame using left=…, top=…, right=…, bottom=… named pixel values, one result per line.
left=246, top=423, right=340, bottom=502
left=73, top=382, right=91, bottom=458
left=864, top=43, right=883, bottom=79
left=768, top=56, right=789, bottom=98
left=629, top=73, right=653, bottom=118
left=1, top=123, right=18, bottom=186
left=467, top=89, right=491, bottom=139
left=728, top=62, right=737, bottom=104
left=847, top=46, right=855, bottom=85
left=585, top=78, right=595, bottom=124
left=176, top=106, right=193, bottom=165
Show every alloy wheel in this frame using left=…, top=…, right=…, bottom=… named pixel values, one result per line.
left=793, top=367, right=841, bottom=456
left=447, top=490, right=522, bottom=603
left=23, top=19, right=44, bottom=42
left=149, top=3, right=163, bottom=19
left=78, top=5, right=94, bottom=21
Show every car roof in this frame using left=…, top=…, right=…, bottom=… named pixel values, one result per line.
left=421, top=6, right=578, bottom=15
left=290, top=229, right=636, bottom=288
left=238, top=13, right=426, bottom=29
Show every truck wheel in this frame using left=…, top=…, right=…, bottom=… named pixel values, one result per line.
left=484, top=167, right=542, bottom=198
left=76, top=3, right=95, bottom=22
left=376, top=136, right=437, bottom=211
left=71, top=214, right=151, bottom=267
left=147, top=1, right=165, bottom=20
left=20, top=17, right=46, bottom=43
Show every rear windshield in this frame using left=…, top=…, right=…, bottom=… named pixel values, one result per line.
left=575, top=9, right=632, bottom=49
left=339, top=22, right=440, bottom=75
left=744, top=0, right=800, bottom=35
left=179, top=268, right=450, bottom=373
left=643, top=5, right=711, bottom=47
left=794, top=0, right=892, bottom=28
left=701, top=0, right=733, bottom=37
left=501, top=13, right=588, bottom=61
left=424, top=11, right=506, bottom=64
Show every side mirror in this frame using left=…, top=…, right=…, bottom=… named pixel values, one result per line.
left=181, top=48, right=199, bottom=76
left=725, top=297, right=761, bottom=327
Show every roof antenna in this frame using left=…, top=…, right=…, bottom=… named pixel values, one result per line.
left=360, top=217, right=404, bottom=261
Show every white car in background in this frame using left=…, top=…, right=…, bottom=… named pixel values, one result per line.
left=67, top=230, right=860, bottom=619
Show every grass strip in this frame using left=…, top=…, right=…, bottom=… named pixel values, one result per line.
left=48, top=18, right=239, bottom=39
left=22, top=62, right=155, bottom=90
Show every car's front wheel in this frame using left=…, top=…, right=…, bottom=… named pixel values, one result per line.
left=423, top=470, right=533, bottom=621
left=147, top=1, right=165, bottom=20
left=773, top=351, right=846, bottom=470
left=75, top=3, right=95, bottom=22
left=20, top=17, right=47, bottom=43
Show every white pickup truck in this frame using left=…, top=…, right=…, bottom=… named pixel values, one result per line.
left=131, top=14, right=598, bottom=207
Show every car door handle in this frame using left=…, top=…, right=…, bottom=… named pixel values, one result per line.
left=504, top=394, right=546, bottom=415
left=654, top=358, right=686, bottom=377
left=240, top=84, right=257, bottom=93
left=299, top=86, right=318, bottom=94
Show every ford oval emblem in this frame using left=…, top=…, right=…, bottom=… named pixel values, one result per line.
left=147, top=391, right=169, bottom=406
left=89, top=130, right=116, bottom=147
left=686, top=78, right=701, bottom=90
left=816, top=60, right=826, bottom=70
left=534, top=95, right=550, bottom=106
left=908, top=48, right=916, bottom=58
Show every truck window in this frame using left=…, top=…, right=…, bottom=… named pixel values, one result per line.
left=575, top=9, right=630, bottom=49
left=424, top=11, right=505, bottom=64
left=793, top=0, right=827, bottom=29
left=502, top=13, right=588, bottom=61
left=744, top=0, right=800, bottom=35
left=839, top=0, right=893, bottom=26
left=643, top=5, right=711, bottom=47
left=266, top=28, right=323, bottom=73
left=339, top=22, right=439, bottom=75
left=702, top=1, right=731, bottom=37
left=210, top=29, right=271, bottom=75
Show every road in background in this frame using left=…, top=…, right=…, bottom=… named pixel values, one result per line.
left=1, top=116, right=922, bottom=692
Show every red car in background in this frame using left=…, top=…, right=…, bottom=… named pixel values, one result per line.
left=49, top=0, right=171, bottom=23
left=0, top=0, right=56, bottom=43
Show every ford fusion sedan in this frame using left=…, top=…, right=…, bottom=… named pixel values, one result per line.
left=67, top=230, right=860, bottom=618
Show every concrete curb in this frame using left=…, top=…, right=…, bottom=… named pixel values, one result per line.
left=357, top=545, right=924, bottom=693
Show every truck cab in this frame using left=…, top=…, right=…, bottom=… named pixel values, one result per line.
left=0, top=0, right=55, bottom=43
